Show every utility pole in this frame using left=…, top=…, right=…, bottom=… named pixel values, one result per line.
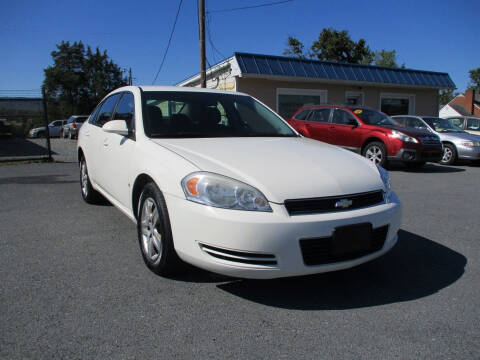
left=199, top=0, right=206, bottom=88
left=129, top=68, right=132, bottom=85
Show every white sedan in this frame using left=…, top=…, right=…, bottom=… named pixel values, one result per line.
left=77, top=86, right=401, bottom=279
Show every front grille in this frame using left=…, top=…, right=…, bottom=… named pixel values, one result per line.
left=419, top=136, right=441, bottom=146
left=199, top=243, right=277, bottom=266
left=299, top=225, right=389, bottom=266
left=284, top=190, right=384, bottom=216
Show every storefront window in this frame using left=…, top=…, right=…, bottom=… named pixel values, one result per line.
left=277, top=89, right=327, bottom=119
left=380, top=94, right=415, bottom=116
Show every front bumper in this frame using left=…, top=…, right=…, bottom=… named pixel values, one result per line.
left=457, top=146, right=480, bottom=160
left=388, top=148, right=443, bottom=163
left=165, top=192, right=402, bottom=279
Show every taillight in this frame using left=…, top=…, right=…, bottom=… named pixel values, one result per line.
left=72, top=122, right=77, bottom=129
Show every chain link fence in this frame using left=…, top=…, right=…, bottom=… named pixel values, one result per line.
left=0, top=90, right=52, bottom=161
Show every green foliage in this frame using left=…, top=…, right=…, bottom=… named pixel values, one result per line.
left=43, top=41, right=127, bottom=118
left=310, top=28, right=372, bottom=64
left=282, top=29, right=403, bottom=68
left=468, top=67, right=480, bottom=90
left=283, top=36, right=306, bottom=59
left=373, top=49, right=403, bottom=68
left=439, top=89, right=457, bottom=106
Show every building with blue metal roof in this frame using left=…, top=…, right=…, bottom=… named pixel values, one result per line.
left=178, top=52, right=455, bottom=119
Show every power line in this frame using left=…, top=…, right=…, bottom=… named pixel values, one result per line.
left=206, top=0, right=293, bottom=14
left=206, top=13, right=226, bottom=60
left=152, top=0, right=183, bottom=84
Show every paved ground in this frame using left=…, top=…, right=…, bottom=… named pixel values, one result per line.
left=0, top=161, right=479, bottom=359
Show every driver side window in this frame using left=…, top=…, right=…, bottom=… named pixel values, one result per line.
left=94, top=94, right=120, bottom=127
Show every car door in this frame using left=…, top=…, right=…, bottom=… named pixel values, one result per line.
left=302, top=108, right=333, bottom=143
left=87, top=94, right=121, bottom=187
left=329, top=109, right=363, bottom=151
left=97, top=92, right=136, bottom=207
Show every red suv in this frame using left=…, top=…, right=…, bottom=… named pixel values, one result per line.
left=287, top=105, right=443, bottom=168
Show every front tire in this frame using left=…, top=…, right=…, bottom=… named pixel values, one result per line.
left=137, top=183, right=181, bottom=276
left=440, top=144, right=457, bottom=165
left=80, top=157, right=102, bottom=204
left=363, top=141, right=387, bottom=167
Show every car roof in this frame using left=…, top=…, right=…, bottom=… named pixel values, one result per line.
left=296, top=104, right=379, bottom=112
left=113, top=85, right=249, bottom=97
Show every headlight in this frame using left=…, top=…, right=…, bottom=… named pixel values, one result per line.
left=390, top=130, right=419, bottom=143
left=461, top=141, right=480, bottom=147
left=376, top=165, right=392, bottom=203
left=181, top=172, right=272, bottom=212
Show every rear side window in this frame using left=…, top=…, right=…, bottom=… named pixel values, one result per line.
left=332, top=109, right=357, bottom=125
left=406, top=117, right=427, bottom=130
left=393, top=117, right=406, bottom=126
left=95, top=95, right=120, bottom=127
left=307, top=109, right=331, bottom=122
left=294, top=110, right=310, bottom=120
left=466, top=118, right=480, bottom=131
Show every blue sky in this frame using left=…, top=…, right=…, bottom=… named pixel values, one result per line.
left=0, top=0, right=478, bottom=92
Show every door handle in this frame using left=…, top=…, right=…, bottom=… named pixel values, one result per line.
left=103, top=138, right=109, bottom=147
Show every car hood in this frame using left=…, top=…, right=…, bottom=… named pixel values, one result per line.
left=151, top=137, right=384, bottom=203
left=436, top=131, right=480, bottom=142
left=379, top=125, right=431, bottom=137
left=30, top=126, right=46, bottom=132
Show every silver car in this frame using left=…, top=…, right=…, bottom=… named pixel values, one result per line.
left=443, top=116, right=480, bottom=136
left=29, top=120, right=67, bottom=138
left=392, top=115, right=480, bottom=165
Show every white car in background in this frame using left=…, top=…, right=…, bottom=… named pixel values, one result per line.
left=77, top=86, right=401, bottom=279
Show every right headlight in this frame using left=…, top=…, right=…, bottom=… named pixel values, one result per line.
left=376, top=165, right=392, bottom=203
left=181, top=172, right=272, bottom=212
left=390, top=130, right=419, bottom=143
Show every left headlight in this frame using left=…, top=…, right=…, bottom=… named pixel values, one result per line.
left=376, top=165, right=392, bottom=203
left=390, top=130, right=418, bottom=143
left=181, top=172, right=272, bottom=212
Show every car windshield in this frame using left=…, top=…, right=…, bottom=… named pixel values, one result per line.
left=423, top=117, right=464, bottom=133
left=351, top=108, right=398, bottom=126
left=142, top=91, right=298, bottom=138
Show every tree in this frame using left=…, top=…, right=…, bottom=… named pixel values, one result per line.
left=373, top=49, right=404, bottom=68
left=43, top=41, right=127, bottom=118
left=439, top=89, right=456, bottom=106
left=282, top=28, right=404, bottom=68
left=310, top=28, right=373, bottom=64
left=468, top=67, right=480, bottom=90
left=283, top=36, right=306, bottom=59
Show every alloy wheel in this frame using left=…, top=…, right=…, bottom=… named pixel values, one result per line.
left=81, top=160, right=89, bottom=197
left=365, top=146, right=383, bottom=165
left=442, top=147, right=452, bottom=163
left=140, top=198, right=163, bottom=264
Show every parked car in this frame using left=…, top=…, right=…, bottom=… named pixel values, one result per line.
left=63, top=115, right=88, bottom=139
left=443, top=116, right=480, bottom=136
left=29, top=119, right=66, bottom=138
left=392, top=115, right=480, bottom=165
left=287, top=105, right=443, bottom=168
left=77, top=86, right=401, bottom=279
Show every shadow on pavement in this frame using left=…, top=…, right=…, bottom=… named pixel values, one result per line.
left=215, top=230, right=466, bottom=309
left=0, top=174, right=77, bottom=184
left=0, top=137, right=56, bottom=158
left=388, top=163, right=465, bottom=173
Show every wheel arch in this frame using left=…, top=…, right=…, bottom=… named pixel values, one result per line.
left=77, top=147, right=84, bottom=163
left=361, top=137, right=386, bottom=153
left=132, top=173, right=157, bottom=220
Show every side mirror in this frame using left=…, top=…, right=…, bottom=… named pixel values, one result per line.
left=102, top=120, right=129, bottom=136
left=349, top=120, right=359, bottom=128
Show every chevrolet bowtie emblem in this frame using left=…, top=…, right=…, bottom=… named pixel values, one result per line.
left=335, top=199, right=353, bottom=209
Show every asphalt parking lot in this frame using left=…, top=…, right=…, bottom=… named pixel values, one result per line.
left=1, top=159, right=479, bottom=359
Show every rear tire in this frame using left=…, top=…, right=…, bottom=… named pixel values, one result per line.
left=440, top=144, right=457, bottom=165
left=362, top=141, right=387, bottom=167
left=80, top=157, right=102, bottom=204
left=137, top=182, right=182, bottom=276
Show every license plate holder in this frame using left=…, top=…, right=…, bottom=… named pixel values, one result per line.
left=332, top=223, right=372, bottom=255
